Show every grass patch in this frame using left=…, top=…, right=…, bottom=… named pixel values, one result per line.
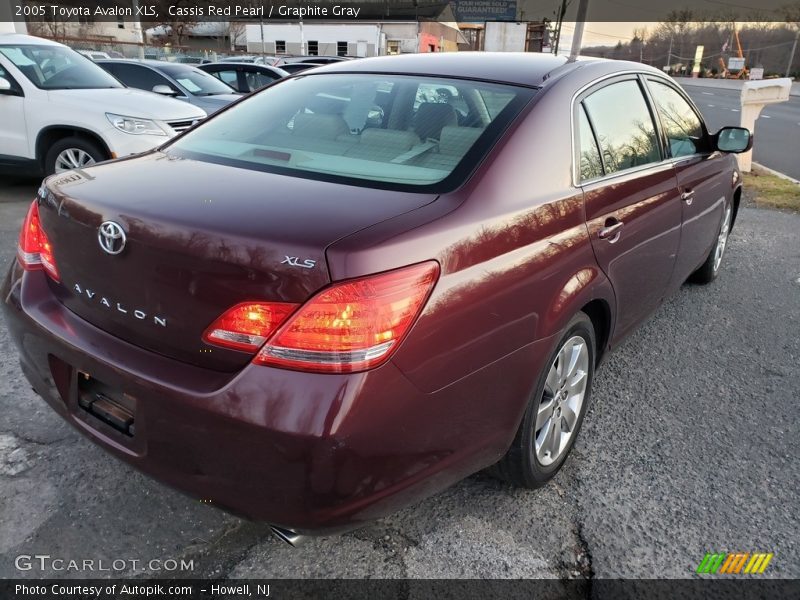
left=743, top=166, right=800, bottom=212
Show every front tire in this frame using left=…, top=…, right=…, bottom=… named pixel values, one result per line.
left=689, top=200, right=733, bottom=284
left=492, top=312, right=596, bottom=488
left=44, top=136, right=106, bottom=176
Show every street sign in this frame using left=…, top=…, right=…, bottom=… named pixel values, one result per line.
left=728, top=57, right=746, bottom=71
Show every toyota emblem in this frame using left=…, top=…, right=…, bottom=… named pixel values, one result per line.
left=98, top=221, right=126, bottom=255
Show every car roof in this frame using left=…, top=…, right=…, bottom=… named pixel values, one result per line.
left=312, top=52, right=661, bottom=87
left=0, top=33, right=64, bottom=47
left=202, top=62, right=278, bottom=69
left=97, top=59, right=200, bottom=71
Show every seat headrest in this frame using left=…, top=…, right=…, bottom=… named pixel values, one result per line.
left=360, top=128, right=420, bottom=151
left=439, top=126, right=484, bottom=156
left=292, top=113, right=349, bottom=139
left=413, top=103, right=458, bottom=141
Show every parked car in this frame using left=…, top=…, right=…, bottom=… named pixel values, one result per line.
left=219, top=55, right=279, bottom=66
left=0, top=34, right=206, bottom=175
left=76, top=49, right=111, bottom=61
left=279, top=62, right=325, bottom=75
left=275, top=55, right=351, bottom=66
left=198, top=62, right=288, bottom=93
left=2, top=53, right=751, bottom=543
left=97, top=59, right=241, bottom=115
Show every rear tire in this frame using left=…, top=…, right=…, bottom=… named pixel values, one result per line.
left=44, top=136, right=106, bottom=176
left=492, top=312, right=596, bottom=488
left=689, top=200, right=733, bottom=285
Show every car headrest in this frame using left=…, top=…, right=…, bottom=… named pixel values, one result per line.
left=292, top=113, right=349, bottom=139
left=413, top=103, right=458, bottom=141
left=360, top=128, right=420, bottom=151
left=439, top=126, right=484, bottom=156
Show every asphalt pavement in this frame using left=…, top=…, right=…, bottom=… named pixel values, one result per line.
left=0, top=179, right=798, bottom=579
left=682, top=84, right=800, bottom=180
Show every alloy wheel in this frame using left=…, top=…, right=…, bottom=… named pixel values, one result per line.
left=535, top=335, right=590, bottom=466
left=713, top=204, right=733, bottom=273
left=54, top=148, right=96, bottom=173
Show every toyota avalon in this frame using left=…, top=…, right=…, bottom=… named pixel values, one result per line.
left=1, top=53, right=751, bottom=543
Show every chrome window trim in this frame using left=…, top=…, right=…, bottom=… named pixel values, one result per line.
left=569, top=70, right=707, bottom=188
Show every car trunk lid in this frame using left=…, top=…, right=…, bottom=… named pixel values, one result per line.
left=39, top=152, right=437, bottom=371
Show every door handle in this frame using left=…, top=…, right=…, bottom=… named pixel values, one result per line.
left=681, top=190, right=695, bottom=205
left=598, top=219, right=624, bottom=242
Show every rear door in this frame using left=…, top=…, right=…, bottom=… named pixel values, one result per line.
left=644, top=77, right=730, bottom=288
left=577, top=76, right=682, bottom=342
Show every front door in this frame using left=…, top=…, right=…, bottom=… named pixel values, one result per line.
left=645, top=77, right=731, bottom=288
left=0, top=60, right=30, bottom=161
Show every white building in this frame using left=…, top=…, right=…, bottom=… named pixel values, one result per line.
left=244, top=21, right=462, bottom=57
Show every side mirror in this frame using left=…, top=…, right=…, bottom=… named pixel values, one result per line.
left=714, top=126, right=752, bottom=153
left=152, top=84, right=178, bottom=96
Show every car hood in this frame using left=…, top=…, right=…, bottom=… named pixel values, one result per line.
left=47, top=88, right=207, bottom=121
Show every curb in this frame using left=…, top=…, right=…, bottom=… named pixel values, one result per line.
left=751, top=162, right=800, bottom=185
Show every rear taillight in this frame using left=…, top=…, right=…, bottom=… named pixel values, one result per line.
left=203, top=302, right=298, bottom=352
left=204, top=262, right=440, bottom=373
left=255, top=261, right=439, bottom=373
left=17, top=200, right=59, bottom=281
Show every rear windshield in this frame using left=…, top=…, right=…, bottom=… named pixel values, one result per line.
left=167, top=73, right=535, bottom=192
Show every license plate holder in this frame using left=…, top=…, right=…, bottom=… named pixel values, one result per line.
left=77, top=372, right=136, bottom=437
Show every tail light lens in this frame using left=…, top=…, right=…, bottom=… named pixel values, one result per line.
left=204, top=262, right=439, bottom=373
left=255, top=261, right=439, bottom=373
left=17, top=200, right=60, bottom=281
left=203, top=302, right=298, bottom=352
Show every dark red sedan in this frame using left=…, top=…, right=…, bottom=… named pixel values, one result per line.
left=2, top=53, right=751, bottom=543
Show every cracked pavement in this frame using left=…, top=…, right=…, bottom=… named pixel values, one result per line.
left=0, top=179, right=798, bottom=579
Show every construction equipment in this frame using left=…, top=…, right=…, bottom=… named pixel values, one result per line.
left=719, top=24, right=748, bottom=79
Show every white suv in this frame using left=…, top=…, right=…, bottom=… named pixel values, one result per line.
left=0, top=34, right=206, bottom=175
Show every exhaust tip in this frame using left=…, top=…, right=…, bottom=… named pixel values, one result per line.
left=270, top=525, right=307, bottom=547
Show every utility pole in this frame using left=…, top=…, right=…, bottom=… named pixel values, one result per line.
left=665, top=35, right=673, bottom=71
left=259, top=17, right=265, bottom=56
left=787, top=29, right=799, bottom=78
left=131, top=0, right=144, bottom=59
left=568, top=0, right=589, bottom=61
left=553, top=0, right=568, bottom=55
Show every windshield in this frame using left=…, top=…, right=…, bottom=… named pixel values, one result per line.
left=168, top=73, right=534, bottom=191
left=0, top=44, right=122, bottom=90
left=156, top=63, right=235, bottom=95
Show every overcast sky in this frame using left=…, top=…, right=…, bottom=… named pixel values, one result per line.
left=556, top=21, right=658, bottom=52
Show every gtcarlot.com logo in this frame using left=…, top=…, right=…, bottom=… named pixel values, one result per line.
left=696, top=552, right=774, bottom=575
left=15, top=554, right=195, bottom=573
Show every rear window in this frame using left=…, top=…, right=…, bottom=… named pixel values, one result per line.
left=167, top=73, right=534, bottom=192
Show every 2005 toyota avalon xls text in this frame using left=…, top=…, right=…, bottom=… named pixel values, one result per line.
left=2, top=53, right=751, bottom=543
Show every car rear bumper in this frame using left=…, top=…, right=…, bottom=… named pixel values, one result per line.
left=2, top=263, right=553, bottom=533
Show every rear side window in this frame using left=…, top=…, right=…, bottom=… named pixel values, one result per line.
left=167, top=73, right=535, bottom=192
left=647, top=79, right=707, bottom=158
left=577, top=105, right=603, bottom=182
left=212, top=69, right=239, bottom=88
left=583, top=80, right=661, bottom=175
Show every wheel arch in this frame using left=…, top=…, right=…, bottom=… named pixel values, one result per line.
left=35, top=126, right=111, bottom=168
left=730, top=185, right=742, bottom=232
left=542, top=265, right=615, bottom=367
